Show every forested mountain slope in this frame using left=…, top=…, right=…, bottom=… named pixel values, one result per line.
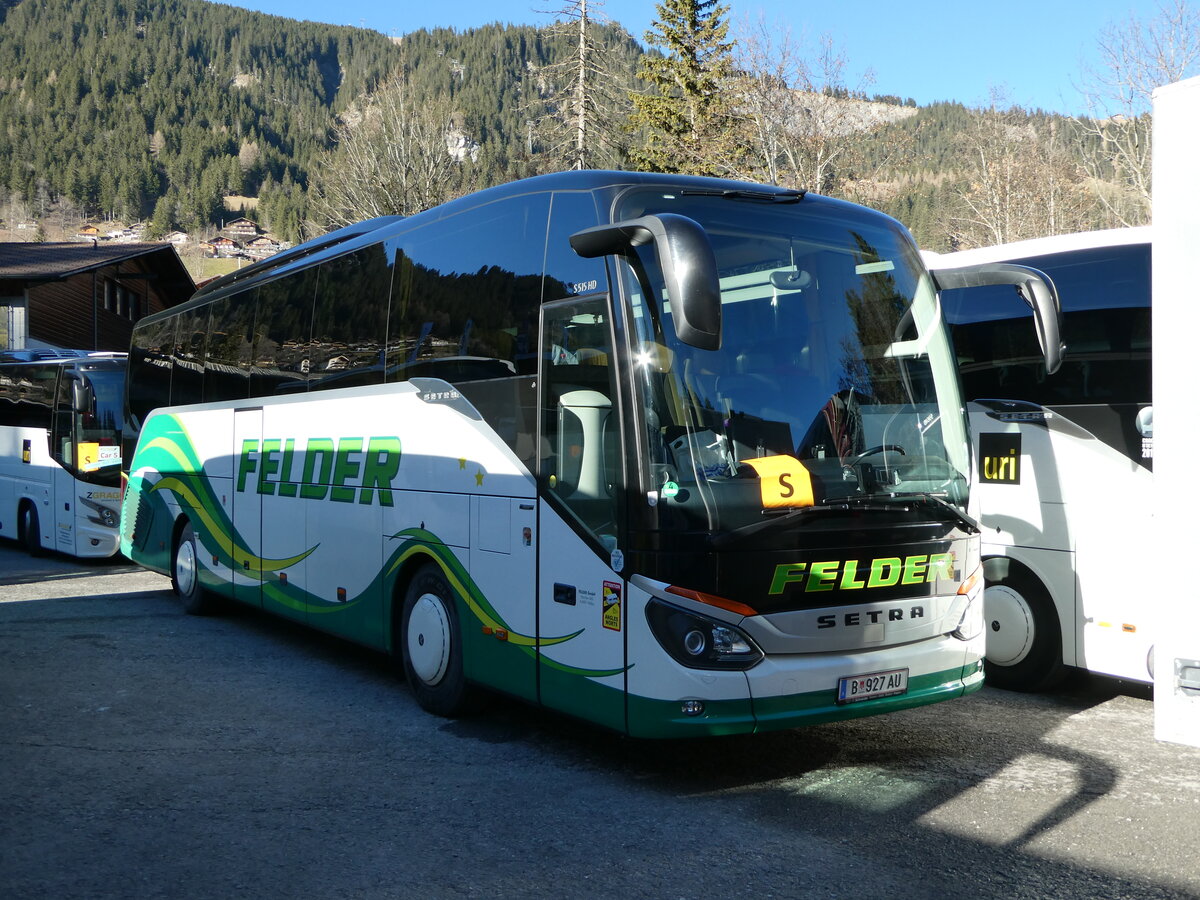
left=0, top=0, right=1124, bottom=250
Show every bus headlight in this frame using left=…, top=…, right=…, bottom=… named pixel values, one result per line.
left=952, top=594, right=985, bottom=641
left=646, top=599, right=763, bottom=670
left=952, top=566, right=985, bottom=641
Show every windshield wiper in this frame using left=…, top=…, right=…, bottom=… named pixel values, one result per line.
left=911, top=492, right=981, bottom=534
left=710, top=492, right=978, bottom=549
left=680, top=187, right=805, bottom=203
left=822, top=492, right=980, bottom=534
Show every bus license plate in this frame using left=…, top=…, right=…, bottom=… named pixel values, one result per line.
left=837, top=668, right=909, bottom=704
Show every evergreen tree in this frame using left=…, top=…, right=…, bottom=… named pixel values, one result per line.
left=627, top=0, right=742, bottom=175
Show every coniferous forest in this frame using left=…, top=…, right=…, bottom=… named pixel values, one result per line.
left=0, top=0, right=1151, bottom=254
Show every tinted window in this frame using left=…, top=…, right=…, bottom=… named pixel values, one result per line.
left=387, top=194, right=550, bottom=464
left=204, top=291, right=257, bottom=403
left=171, top=306, right=209, bottom=407
left=126, top=316, right=176, bottom=459
left=308, top=246, right=392, bottom=392
left=252, top=270, right=318, bottom=396
left=0, top=363, right=57, bottom=429
left=388, top=194, right=549, bottom=382
left=942, top=243, right=1151, bottom=406
left=543, top=191, right=605, bottom=302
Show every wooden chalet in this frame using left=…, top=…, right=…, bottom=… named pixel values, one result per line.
left=0, top=242, right=195, bottom=353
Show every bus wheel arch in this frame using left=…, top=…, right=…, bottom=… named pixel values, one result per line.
left=18, top=500, right=42, bottom=557
left=397, top=561, right=480, bottom=717
left=172, top=518, right=220, bottom=616
left=982, top=556, right=1066, bottom=692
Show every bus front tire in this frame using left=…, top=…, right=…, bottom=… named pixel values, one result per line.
left=19, top=503, right=42, bottom=557
left=400, top=564, right=479, bottom=717
left=173, top=522, right=220, bottom=616
left=983, top=565, right=1066, bottom=692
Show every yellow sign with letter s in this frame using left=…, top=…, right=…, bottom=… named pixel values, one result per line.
left=742, top=455, right=815, bottom=508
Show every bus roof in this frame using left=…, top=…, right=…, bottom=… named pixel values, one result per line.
left=924, top=226, right=1151, bottom=268
left=173, top=170, right=820, bottom=318
left=0, top=353, right=126, bottom=370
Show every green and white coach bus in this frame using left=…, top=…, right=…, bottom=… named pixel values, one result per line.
left=119, top=171, right=1062, bottom=737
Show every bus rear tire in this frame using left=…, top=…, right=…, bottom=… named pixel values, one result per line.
left=400, top=564, right=479, bottom=717
left=19, top=503, right=42, bottom=557
left=983, top=564, right=1066, bottom=692
left=173, top=522, right=220, bottom=616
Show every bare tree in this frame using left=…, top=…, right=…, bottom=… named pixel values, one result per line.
left=1075, top=0, right=1200, bottom=226
left=308, top=67, right=465, bottom=233
left=950, top=100, right=1095, bottom=248
left=730, top=18, right=913, bottom=198
left=532, top=0, right=631, bottom=170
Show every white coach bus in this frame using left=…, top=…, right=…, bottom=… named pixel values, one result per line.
left=934, top=227, right=1152, bottom=689
left=119, top=171, right=1061, bottom=736
left=0, top=353, right=126, bottom=557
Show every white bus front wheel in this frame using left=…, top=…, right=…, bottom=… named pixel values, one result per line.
left=400, top=564, right=479, bottom=718
left=172, top=522, right=220, bottom=616
left=983, top=566, right=1065, bottom=692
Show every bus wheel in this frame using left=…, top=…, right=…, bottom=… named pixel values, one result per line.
left=400, top=564, right=478, bottom=717
left=983, top=568, right=1065, bottom=692
left=173, top=522, right=220, bottom=616
left=19, top=503, right=42, bottom=557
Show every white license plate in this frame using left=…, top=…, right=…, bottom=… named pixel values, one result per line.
left=837, top=668, right=909, bottom=704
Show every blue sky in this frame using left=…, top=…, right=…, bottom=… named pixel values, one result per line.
left=220, top=0, right=1155, bottom=115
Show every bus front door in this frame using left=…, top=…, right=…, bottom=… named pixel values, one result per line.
left=536, top=296, right=627, bottom=732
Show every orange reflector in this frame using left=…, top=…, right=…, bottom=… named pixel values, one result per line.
left=1123, top=624, right=1137, bottom=633
left=666, top=585, right=757, bottom=617
left=957, top=569, right=981, bottom=596
left=336, top=587, right=347, bottom=602
left=482, top=626, right=494, bottom=635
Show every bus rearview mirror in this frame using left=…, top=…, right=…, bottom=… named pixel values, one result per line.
left=69, top=377, right=93, bottom=415
left=931, top=262, right=1065, bottom=375
left=570, top=213, right=722, bottom=351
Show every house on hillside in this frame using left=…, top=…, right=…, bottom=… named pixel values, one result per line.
left=245, top=236, right=282, bottom=258
left=0, top=242, right=195, bottom=353
left=223, top=217, right=259, bottom=239
left=213, top=237, right=240, bottom=257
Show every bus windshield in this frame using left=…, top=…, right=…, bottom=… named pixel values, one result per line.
left=75, top=366, right=125, bottom=479
left=617, top=189, right=970, bottom=534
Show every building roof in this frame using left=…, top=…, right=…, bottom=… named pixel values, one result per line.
left=0, top=241, right=195, bottom=301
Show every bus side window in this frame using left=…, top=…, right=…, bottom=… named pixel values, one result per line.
left=387, top=194, right=550, bottom=467
left=252, top=270, right=319, bottom=397
left=543, top=190, right=606, bottom=302
left=0, top=364, right=54, bottom=430
left=51, top=370, right=75, bottom=469
left=126, top=316, right=176, bottom=461
left=308, top=246, right=391, bottom=392
left=540, top=296, right=621, bottom=547
left=171, top=305, right=209, bottom=407
left=204, top=290, right=256, bottom=403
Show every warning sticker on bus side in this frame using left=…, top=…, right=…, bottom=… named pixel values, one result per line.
left=602, top=581, right=622, bottom=631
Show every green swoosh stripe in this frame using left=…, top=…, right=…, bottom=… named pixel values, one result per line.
left=386, top=529, right=630, bottom=678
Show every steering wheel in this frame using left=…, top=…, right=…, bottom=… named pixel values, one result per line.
left=846, top=444, right=906, bottom=467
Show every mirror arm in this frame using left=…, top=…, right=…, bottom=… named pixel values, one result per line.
left=932, top=262, right=1066, bottom=375
left=571, top=214, right=722, bottom=351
